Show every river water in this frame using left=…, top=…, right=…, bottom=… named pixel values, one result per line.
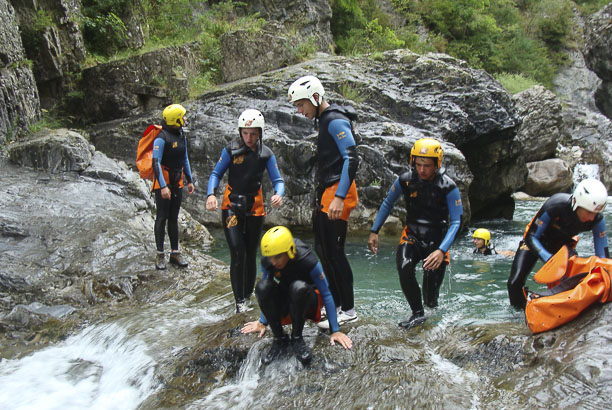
left=1, top=199, right=611, bottom=409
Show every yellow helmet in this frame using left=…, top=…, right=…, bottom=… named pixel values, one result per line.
left=163, top=104, right=186, bottom=127
left=261, top=226, right=296, bottom=259
left=473, top=228, right=491, bottom=247
left=410, top=138, right=443, bottom=168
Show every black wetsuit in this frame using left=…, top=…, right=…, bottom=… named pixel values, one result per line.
left=313, top=105, right=360, bottom=313
left=371, top=168, right=463, bottom=315
left=508, top=193, right=609, bottom=309
left=256, top=239, right=340, bottom=338
left=152, top=124, right=193, bottom=253
left=207, top=140, right=284, bottom=305
left=473, top=247, right=496, bottom=255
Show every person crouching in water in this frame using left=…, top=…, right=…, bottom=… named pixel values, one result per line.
left=242, top=226, right=353, bottom=365
left=507, top=178, right=609, bottom=309
left=368, top=138, right=463, bottom=329
left=473, top=228, right=496, bottom=255
left=153, top=104, right=194, bottom=270
left=206, top=109, right=284, bottom=314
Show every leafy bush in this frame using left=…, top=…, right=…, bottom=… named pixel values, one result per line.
left=495, top=72, right=540, bottom=94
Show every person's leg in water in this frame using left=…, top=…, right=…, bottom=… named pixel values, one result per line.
left=154, top=189, right=171, bottom=270
left=507, top=242, right=539, bottom=309
left=166, top=186, right=187, bottom=267
left=223, top=209, right=249, bottom=312
left=287, top=280, right=318, bottom=364
left=422, top=255, right=446, bottom=308
left=396, top=241, right=426, bottom=329
left=314, top=209, right=356, bottom=320
left=255, top=278, right=289, bottom=364
left=243, top=215, right=264, bottom=304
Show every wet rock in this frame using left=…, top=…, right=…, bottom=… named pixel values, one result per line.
left=4, top=302, right=76, bottom=327
left=583, top=2, right=612, bottom=119
left=523, top=158, right=573, bottom=197
left=8, top=128, right=94, bottom=172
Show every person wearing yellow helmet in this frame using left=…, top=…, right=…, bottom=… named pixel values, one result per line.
left=473, top=228, right=496, bottom=255
left=368, top=138, right=463, bottom=329
left=152, top=104, right=194, bottom=270
left=287, top=75, right=360, bottom=328
left=206, top=109, right=285, bottom=313
left=507, top=178, right=609, bottom=309
left=242, top=226, right=353, bottom=365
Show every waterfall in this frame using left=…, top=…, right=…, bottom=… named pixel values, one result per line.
left=573, top=163, right=600, bottom=188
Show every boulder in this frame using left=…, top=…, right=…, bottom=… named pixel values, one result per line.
left=8, top=128, right=94, bottom=172
left=513, top=86, right=562, bottom=162
left=523, top=158, right=573, bottom=197
left=79, top=43, right=200, bottom=122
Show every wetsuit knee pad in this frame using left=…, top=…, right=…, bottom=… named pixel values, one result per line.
left=255, top=278, right=277, bottom=299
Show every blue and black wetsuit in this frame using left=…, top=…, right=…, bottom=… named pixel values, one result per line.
left=508, top=193, right=609, bottom=308
left=371, top=168, right=463, bottom=315
left=207, top=139, right=284, bottom=305
left=256, top=239, right=340, bottom=337
left=152, top=124, right=193, bottom=253
left=314, top=104, right=360, bottom=314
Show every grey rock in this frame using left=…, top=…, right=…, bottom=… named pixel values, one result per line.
left=523, top=158, right=573, bottom=197
left=583, top=2, right=612, bottom=119
left=8, top=128, right=94, bottom=172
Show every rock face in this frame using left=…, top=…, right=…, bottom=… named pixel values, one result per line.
left=583, top=2, right=612, bottom=120
left=90, top=50, right=524, bottom=228
left=10, top=0, right=86, bottom=109
left=79, top=43, right=200, bottom=122
left=1, top=129, right=216, bottom=355
left=514, top=87, right=564, bottom=162
left=0, top=0, right=40, bottom=142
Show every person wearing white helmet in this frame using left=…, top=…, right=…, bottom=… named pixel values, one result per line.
left=507, top=178, right=609, bottom=309
left=206, top=109, right=285, bottom=313
left=287, top=75, right=360, bottom=328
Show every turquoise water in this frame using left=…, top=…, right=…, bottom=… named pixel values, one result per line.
left=207, top=199, right=612, bottom=328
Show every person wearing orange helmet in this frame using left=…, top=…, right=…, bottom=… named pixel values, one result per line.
left=368, top=138, right=463, bottom=329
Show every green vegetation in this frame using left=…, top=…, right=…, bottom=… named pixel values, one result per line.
left=331, top=0, right=607, bottom=90
left=494, top=72, right=540, bottom=95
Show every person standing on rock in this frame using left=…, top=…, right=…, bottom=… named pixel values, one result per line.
left=287, top=75, right=360, bottom=329
left=368, top=138, right=463, bottom=329
left=242, top=226, right=352, bottom=365
left=507, top=178, right=609, bottom=309
left=206, top=109, right=284, bottom=313
left=153, top=104, right=195, bottom=271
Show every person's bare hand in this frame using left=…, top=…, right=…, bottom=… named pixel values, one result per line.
left=368, top=233, right=379, bottom=255
left=328, top=196, right=344, bottom=220
left=423, top=249, right=444, bottom=270
left=206, top=195, right=218, bottom=211
left=242, top=320, right=266, bottom=337
left=330, top=331, right=353, bottom=349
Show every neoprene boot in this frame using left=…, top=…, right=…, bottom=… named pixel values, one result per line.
left=169, top=252, right=188, bottom=268
left=292, top=336, right=311, bottom=365
left=155, top=253, right=166, bottom=270
left=398, top=310, right=426, bottom=329
left=263, top=335, right=288, bottom=365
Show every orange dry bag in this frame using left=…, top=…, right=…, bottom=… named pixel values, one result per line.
left=136, top=125, right=162, bottom=180
left=525, top=247, right=612, bottom=334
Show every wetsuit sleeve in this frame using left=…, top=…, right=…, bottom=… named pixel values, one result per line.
left=526, top=211, right=554, bottom=262
left=370, top=178, right=402, bottom=234
left=152, top=137, right=166, bottom=188
left=592, top=217, right=609, bottom=258
left=182, top=135, right=193, bottom=184
left=259, top=264, right=270, bottom=325
left=327, top=118, right=359, bottom=199
left=266, top=154, right=285, bottom=196
left=206, top=149, right=231, bottom=196
left=309, top=262, right=340, bottom=333
left=438, top=187, right=464, bottom=253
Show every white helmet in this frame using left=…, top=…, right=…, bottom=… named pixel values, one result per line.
left=572, top=178, right=608, bottom=212
left=288, top=75, right=325, bottom=107
left=238, top=109, right=265, bottom=132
